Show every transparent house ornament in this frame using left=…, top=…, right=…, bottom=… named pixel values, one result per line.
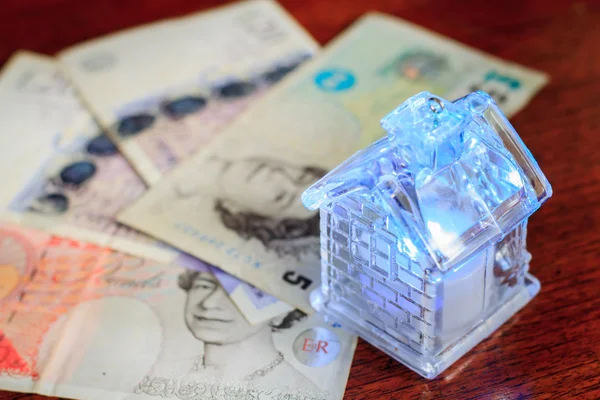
left=302, top=91, right=552, bottom=379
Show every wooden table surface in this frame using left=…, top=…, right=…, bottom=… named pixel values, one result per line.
left=1, top=0, right=599, bottom=399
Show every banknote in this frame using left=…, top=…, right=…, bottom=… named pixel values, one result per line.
left=59, top=0, right=319, bottom=185
left=211, top=265, right=294, bottom=325
left=0, top=51, right=291, bottom=326
left=119, top=12, right=549, bottom=314
left=0, top=225, right=356, bottom=400
left=0, top=51, right=182, bottom=263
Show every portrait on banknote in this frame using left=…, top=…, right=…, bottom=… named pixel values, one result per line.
left=173, top=269, right=316, bottom=389
left=0, top=226, right=355, bottom=399
left=171, top=155, right=326, bottom=259
left=118, top=94, right=365, bottom=312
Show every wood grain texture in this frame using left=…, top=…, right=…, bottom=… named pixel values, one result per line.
left=1, top=0, right=599, bottom=399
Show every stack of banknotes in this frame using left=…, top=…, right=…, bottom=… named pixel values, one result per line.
left=0, top=1, right=548, bottom=399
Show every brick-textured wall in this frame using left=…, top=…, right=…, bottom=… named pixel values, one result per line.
left=321, top=195, right=437, bottom=355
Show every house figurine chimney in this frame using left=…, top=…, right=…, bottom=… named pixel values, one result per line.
left=302, top=91, right=552, bottom=379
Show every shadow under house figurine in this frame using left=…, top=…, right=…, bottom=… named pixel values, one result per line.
left=302, top=91, right=552, bottom=379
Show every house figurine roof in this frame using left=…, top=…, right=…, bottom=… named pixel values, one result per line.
left=302, top=91, right=552, bottom=272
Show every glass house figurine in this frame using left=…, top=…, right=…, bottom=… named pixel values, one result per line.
left=302, top=91, right=552, bottom=379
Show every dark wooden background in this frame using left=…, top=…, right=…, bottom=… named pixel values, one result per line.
left=1, top=0, right=599, bottom=399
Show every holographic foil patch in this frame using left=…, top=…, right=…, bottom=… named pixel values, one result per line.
left=293, top=327, right=341, bottom=367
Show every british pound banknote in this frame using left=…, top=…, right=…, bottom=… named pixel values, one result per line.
left=118, top=13, right=549, bottom=314
left=0, top=51, right=294, bottom=325
left=58, top=0, right=319, bottom=185
left=0, top=51, right=177, bottom=263
left=0, top=225, right=356, bottom=399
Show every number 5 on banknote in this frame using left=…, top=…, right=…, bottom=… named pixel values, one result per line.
left=283, top=271, right=313, bottom=290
